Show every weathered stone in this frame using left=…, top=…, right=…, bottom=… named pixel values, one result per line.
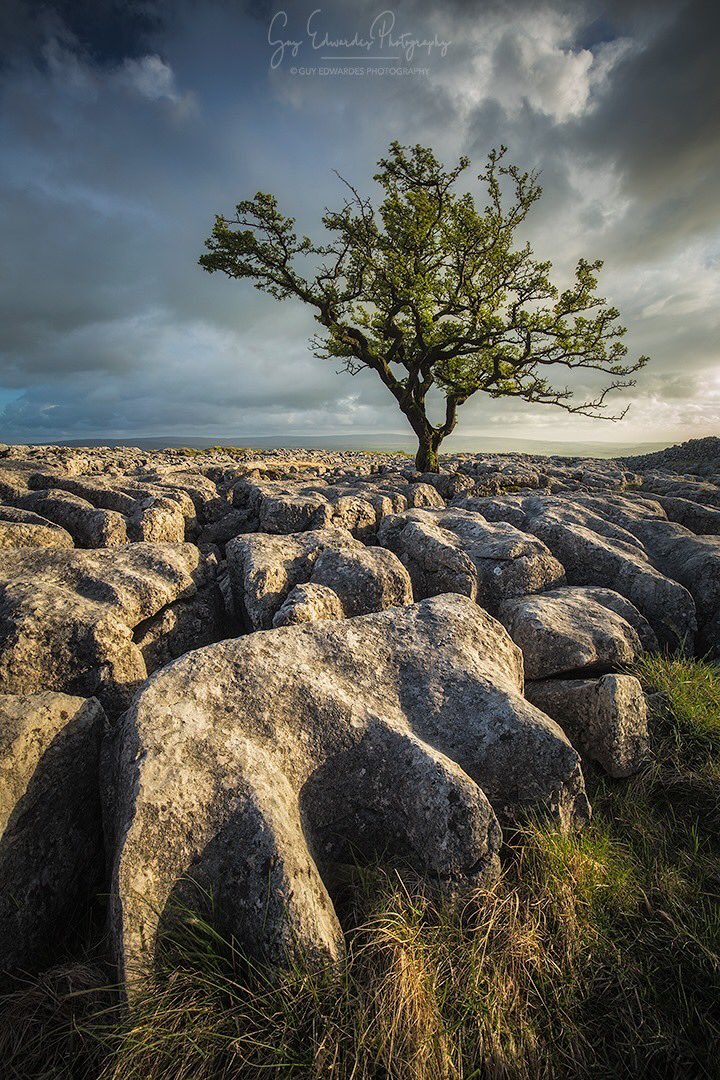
left=379, top=511, right=477, bottom=600
left=26, top=471, right=200, bottom=541
left=232, top=479, right=383, bottom=541
left=0, top=693, right=106, bottom=982
left=200, top=506, right=255, bottom=545
left=133, top=585, right=226, bottom=672
left=499, top=586, right=656, bottom=680
left=378, top=507, right=564, bottom=614
left=639, top=476, right=720, bottom=509
left=566, top=496, right=720, bottom=656
left=227, top=527, right=362, bottom=631
left=0, top=506, right=74, bottom=550
left=310, top=545, right=413, bottom=616
left=129, top=498, right=187, bottom=543
left=233, top=480, right=329, bottom=534
left=526, top=675, right=649, bottom=778
left=0, top=469, right=30, bottom=503
left=230, top=523, right=411, bottom=629
left=652, top=495, right=720, bottom=535
left=27, top=472, right=139, bottom=516
left=272, top=582, right=345, bottom=626
left=107, top=595, right=588, bottom=995
left=645, top=531, right=720, bottom=656
left=0, top=544, right=219, bottom=711
left=18, top=489, right=128, bottom=548
left=407, top=482, right=446, bottom=508
left=417, top=472, right=475, bottom=501
left=145, top=470, right=227, bottom=521
left=317, top=494, right=378, bottom=541
left=465, top=494, right=697, bottom=651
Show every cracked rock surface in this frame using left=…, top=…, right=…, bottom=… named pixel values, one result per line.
left=107, top=594, right=587, bottom=995
left=0, top=543, right=222, bottom=711
left=0, top=693, right=106, bottom=983
left=0, top=437, right=718, bottom=989
left=498, top=586, right=656, bottom=680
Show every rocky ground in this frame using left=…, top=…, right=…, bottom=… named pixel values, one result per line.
left=0, top=435, right=718, bottom=993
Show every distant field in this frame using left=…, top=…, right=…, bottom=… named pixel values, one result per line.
left=18, top=434, right=671, bottom=459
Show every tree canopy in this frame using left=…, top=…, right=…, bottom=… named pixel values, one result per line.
left=200, top=143, right=648, bottom=471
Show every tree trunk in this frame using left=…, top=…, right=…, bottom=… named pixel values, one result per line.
left=403, top=393, right=458, bottom=474
left=414, top=429, right=442, bottom=472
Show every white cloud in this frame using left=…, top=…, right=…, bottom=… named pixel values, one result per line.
left=38, top=39, right=197, bottom=117
left=426, top=9, right=631, bottom=124
left=490, top=22, right=595, bottom=120
left=117, top=55, right=181, bottom=103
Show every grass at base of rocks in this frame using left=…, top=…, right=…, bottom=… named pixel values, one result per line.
left=1, top=656, right=719, bottom=1080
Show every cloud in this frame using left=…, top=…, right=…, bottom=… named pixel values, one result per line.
left=0, top=0, right=165, bottom=68
left=575, top=0, right=720, bottom=259
left=114, top=54, right=181, bottom=102
left=0, top=0, right=718, bottom=445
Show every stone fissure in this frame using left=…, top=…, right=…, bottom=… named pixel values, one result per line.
left=0, top=437, right=717, bottom=990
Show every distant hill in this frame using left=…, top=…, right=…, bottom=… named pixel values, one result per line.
left=22, top=433, right=671, bottom=459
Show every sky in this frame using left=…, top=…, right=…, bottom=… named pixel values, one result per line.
left=0, top=0, right=718, bottom=448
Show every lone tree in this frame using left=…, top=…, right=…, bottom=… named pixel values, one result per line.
left=200, top=143, right=648, bottom=472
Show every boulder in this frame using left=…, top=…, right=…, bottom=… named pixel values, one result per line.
left=310, top=545, right=413, bottom=617
left=406, top=482, right=446, bottom=508
left=18, top=489, right=128, bottom=548
left=465, top=494, right=697, bottom=651
left=526, top=675, right=649, bottom=778
left=0, top=506, right=73, bottom=550
left=272, top=582, right=345, bottom=626
left=128, top=498, right=187, bottom=543
left=378, top=507, right=564, bottom=614
left=0, top=693, right=106, bottom=982
left=107, top=595, right=589, bottom=995
left=0, top=544, right=221, bottom=712
left=227, top=527, right=362, bottom=631
left=498, top=586, right=656, bottom=680
left=317, top=494, right=378, bottom=541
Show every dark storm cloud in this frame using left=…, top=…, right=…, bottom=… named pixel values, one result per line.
left=0, top=0, right=164, bottom=66
left=0, top=0, right=718, bottom=442
left=577, top=0, right=720, bottom=259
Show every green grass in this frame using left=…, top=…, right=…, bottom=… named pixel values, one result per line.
left=636, top=654, right=720, bottom=746
left=1, top=656, right=719, bottom=1079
